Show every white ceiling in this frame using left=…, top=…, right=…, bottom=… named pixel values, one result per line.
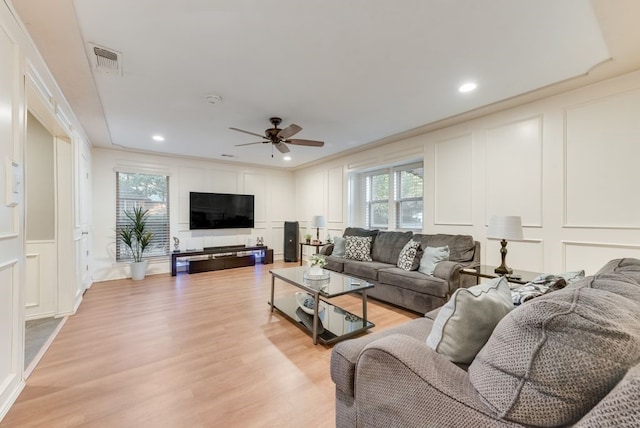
left=10, top=0, right=640, bottom=168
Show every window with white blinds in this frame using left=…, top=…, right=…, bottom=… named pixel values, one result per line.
left=116, top=171, right=170, bottom=261
left=364, top=163, right=423, bottom=230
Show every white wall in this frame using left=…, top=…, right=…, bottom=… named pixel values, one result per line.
left=91, top=148, right=296, bottom=281
left=295, top=70, right=640, bottom=276
left=0, top=1, right=92, bottom=419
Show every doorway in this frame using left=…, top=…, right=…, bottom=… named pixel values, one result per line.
left=23, top=108, right=75, bottom=376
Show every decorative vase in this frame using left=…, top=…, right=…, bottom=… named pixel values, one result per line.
left=130, top=260, right=148, bottom=280
left=309, top=265, right=323, bottom=276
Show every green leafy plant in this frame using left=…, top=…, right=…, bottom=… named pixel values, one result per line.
left=118, top=206, right=153, bottom=262
left=304, top=233, right=312, bottom=241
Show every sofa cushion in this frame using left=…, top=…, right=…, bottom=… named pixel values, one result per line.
left=427, top=277, right=513, bottom=364
left=397, top=239, right=421, bottom=271
left=324, top=255, right=345, bottom=273
left=469, top=276, right=640, bottom=427
left=371, top=231, right=412, bottom=264
left=344, top=260, right=394, bottom=282
left=378, top=267, right=449, bottom=298
left=344, top=236, right=373, bottom=262
left=414, top=234, right=475, bottom=262
left=419, top=246, right=449, bottom=275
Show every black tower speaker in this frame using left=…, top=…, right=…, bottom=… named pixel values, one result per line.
left=284, top=221, right=299, bottom=262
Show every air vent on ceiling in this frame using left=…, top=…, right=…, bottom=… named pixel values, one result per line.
left=89, top=43, right=122, bottom=75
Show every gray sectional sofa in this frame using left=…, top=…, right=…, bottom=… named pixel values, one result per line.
left=320, top=228, right=480, bottom=314
left=330, top=258, right=640, bottom=427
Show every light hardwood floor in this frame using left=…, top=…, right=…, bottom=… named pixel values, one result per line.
left=2, top=261, right=417, bottom=427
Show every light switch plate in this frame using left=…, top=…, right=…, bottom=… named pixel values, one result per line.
left=5, top=158, right=21, bottom=207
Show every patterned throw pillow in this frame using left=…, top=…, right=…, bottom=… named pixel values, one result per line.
left=397, top=240, right=421, bottom=270
left=344, top=236, right=373, bottom=262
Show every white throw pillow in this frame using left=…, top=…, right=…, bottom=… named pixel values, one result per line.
left=344, top=236, right=373, bottom=262
left=418, top=246, right=449, bottom=275
left=332, top=236, right=346, bottom=258
left=426, top=276, right=513, bottom=364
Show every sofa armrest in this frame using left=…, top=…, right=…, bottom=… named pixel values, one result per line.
left=354, top=334, right=516, bottom=427
left=433, top=261, right=464, bottom=295
left=331, top=318, right=433, bottom=398
left=319, top=243, right=333, bottom=256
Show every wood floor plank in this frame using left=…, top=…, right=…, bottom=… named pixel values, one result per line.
left=1, top=261, right=417, bottom=427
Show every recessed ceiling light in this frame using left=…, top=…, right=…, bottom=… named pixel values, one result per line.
left=283, top=156, right=292, bottom=161
left=459, top=82, right=477, bottom=93
left=152, top=135, right=165, bottom=142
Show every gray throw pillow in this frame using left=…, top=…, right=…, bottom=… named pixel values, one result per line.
left=418, top=246, right=449, bottom=275
left=426, top=276, right=513, bottom=364
left=469, top=282, right=640, bottom=426
left=344, top=236, right=373, bottom=262
left=331, top=236, right=346, bottom=258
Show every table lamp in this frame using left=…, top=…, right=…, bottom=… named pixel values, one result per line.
left=310, top=215, right=325, bottom=242
left=486, top=215, right=523, bottom=275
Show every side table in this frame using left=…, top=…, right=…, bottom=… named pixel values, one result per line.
left=299, top=242, right=325, bottom=266
left=461, top=265, right=542, bottom=286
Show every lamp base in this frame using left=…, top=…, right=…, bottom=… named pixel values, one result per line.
left=494, top=265, right=513, bottom=275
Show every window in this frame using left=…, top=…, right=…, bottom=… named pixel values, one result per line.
left=363, top=163, right=423, bottom=230
left=116, top=171, right=170, bottom=261
left=365, top=171, right=389, bottom=229
left=395, top=166, right=423, bottom=229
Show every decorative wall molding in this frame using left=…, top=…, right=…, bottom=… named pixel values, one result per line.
left=484, top=115, right=543, bottom=227
left=434, top=133, right=473, bottom=225
left=563, top=89, right=640, bottom=228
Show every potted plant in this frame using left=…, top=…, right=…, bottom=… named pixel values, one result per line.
left=118, top=206, right=153, bottom=280
left=308, top=254, right=327, bottom=276
left=304, top=233, right=312, bottom=244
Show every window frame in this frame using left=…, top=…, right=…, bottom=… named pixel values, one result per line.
left=115, top=171, right=171, bottom=262
left=361, top=162, right=423, bottom=231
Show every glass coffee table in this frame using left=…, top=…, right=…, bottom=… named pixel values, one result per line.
left=269, top=266, right=375, bottom=345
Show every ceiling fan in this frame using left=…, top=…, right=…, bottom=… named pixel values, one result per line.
left=230, top=117, right=324, bottom=155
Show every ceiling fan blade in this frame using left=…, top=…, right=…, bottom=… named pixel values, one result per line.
left=277, top=124, right=302, bottom=139
left=229, top=127, right=267, bottom=139
left=286, top=139, right=325, bottom=147
left=275, top=142, right=290, bottom=153
left=235, top=141, right=264, bottom=147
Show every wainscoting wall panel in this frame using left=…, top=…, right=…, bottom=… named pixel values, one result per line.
left=563, top=241, right=640, bottom=275
left=564, top=90, right=640, bottom=228
left=434, top=134, right=473, bottom=225
left=270, top=175, right=295, bottom=224
left=484, top=239, right=544, bottom=273
left=485, top=116, right=542, bottom=226
left=177, top=166, right=208, bottom=224
left=243, top=173, right=267, bottom=222
left=327, top=165, right=343, bottom=224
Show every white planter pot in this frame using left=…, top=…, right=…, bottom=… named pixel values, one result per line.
left=130, top=260, right=148, bottom=281
left=309, top=265, right=323, bottom=276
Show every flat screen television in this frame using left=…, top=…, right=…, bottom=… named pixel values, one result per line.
left=189, top=192, right=255, bottom=230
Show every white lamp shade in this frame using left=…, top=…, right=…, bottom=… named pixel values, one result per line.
left=310, top=215, right=326, bottom=228
left=486, top=215, right=523, bottom=241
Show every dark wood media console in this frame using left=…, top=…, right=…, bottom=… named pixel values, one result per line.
left=171, top=245, right=273, bottom=276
